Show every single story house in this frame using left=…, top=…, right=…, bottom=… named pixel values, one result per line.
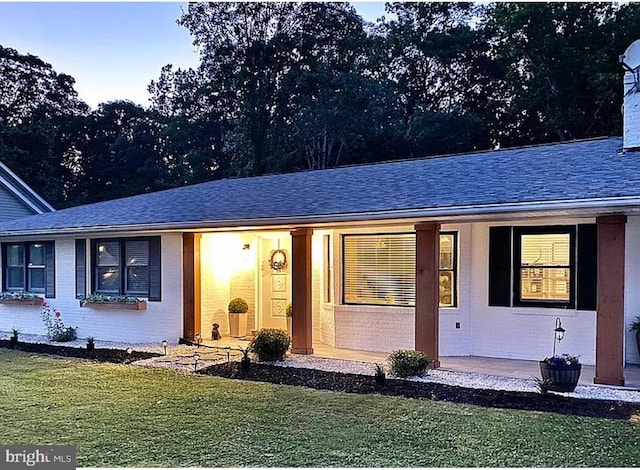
left=2, top=41, right=640, bottom=387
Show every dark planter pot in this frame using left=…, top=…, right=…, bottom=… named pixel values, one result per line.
left=375, top=374, right=386, bottom=387
left=86, top=343, right=95, bottom=351
left=539, top=361, right=582, bottom=392
left=636, top=330, right=640, bottom=358
left=241, top=357, right=251, bottom=370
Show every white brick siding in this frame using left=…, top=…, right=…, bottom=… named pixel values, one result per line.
left=0, top=234, right=183, bottom=343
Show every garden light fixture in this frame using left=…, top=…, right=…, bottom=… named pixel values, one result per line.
left=195, top=333, right=202, bottom=347
left=552, top=317, right=565, bottom=356
left=193, top=352, right=200, bottom=371
left=161, top=339, right=168, bottom=355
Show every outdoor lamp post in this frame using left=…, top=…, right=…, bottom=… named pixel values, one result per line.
left=161, top=339, right=168, bottom=355
left=193, top=352, right=200, bottom=371
left=552, top=317, right=565, bottom=356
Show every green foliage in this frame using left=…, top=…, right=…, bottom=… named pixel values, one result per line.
left=82, top=294, right=142, bottom=304
left=374, top=363, right=386, bottom=385
left=1, top=350, right=640, bottom=467
left=228, top=297, right=249, bottom=313
left=10, top=327, right=20, bottom=338
left=285, top=303, right=292, bottom=317
left=86, top=336, right=95, bottom=345
left=40, top=302, right=77, bottom=342
left=532, top=376, right=553, bottom=395
left=387, top=350, right=431, bottom=378
left=0, top=291, right=42, bottom=300
left=629, top=316, right=640, bottom=332
left=250, top=328, right=290, bottom=361
left=3, top=3, right=640, bottom=208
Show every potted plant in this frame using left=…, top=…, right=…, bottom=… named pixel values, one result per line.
left=285, top=303, right=292, bottom=339
left=629, top=316, right=640, bottom=357
left=228, top=297, right=249, bottom=338
left=86, top=336, right=95, bottom=351
left=539, top=354, right=582, bottom=392
left=10, top=327, right=20, bottom=345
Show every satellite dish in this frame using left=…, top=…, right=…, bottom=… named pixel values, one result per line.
left=620, top=39, right=640, bottom=71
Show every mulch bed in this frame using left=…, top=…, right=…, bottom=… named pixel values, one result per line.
left=0, top=339, right=161, bottom=363
left=200, top=361, right=640, bottom=421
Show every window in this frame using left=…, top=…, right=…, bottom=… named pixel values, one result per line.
left=439, top=233, right=457, bottom=307
left=2, top=241, right=54, bottom=297
left=323, top=234, right=332, bottom=303
left=489, top=225, right=596, bottom=310
left=91, top=237, right=161, bottom=299
left=342, top=232, right=458, bottom=307
left=517, top=232, right=572, bottom=304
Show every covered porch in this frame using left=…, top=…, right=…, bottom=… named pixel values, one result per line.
left=181, top=214, right=638, bottom=388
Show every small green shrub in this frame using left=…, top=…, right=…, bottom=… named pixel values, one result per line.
left=228, top=297, right=249, bottom=313
left=532, top=376, right=552, bottom=395
left=251, top=329, right=290, bottom=361
left=388, top=349, right=431, bottom=378
left=285, top=303, right=292, bottom=317
left=374, top=363, right=386, bottom=386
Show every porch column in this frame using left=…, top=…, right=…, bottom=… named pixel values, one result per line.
left=415, top=222, right=441, bottom=367
left=594, top=215, right=626, bottom=386
left=182, top=233, right=201, bottom=341
left=290, top=228, right=313, bottom=354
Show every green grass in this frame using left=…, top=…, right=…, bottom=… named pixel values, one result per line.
left=0, top=350, right=639, bottom=467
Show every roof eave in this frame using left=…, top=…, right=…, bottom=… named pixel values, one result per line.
left=0, top=195, right=638, bottom=238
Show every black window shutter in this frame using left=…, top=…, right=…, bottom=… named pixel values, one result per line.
left=148, top=237, right=161, bottom=301
left=75, top=239, right=86, bottom=299
left=44, top=241, right=55, bottom=298
left=577, top=224, right=597, bottom=310
left=489, top=227, right=512, bottom=307
left=1, top=244, right=7, bottom=291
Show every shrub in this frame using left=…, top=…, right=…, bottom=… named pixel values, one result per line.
left=40, top=302, right=77, bottom=342
left=251, top=329, right=290, bottom=361
left=228, top=297, right=249, bottom=313
left=388, top=349, right=431, bottom=378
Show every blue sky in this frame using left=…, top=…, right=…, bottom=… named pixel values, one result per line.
left=0, top=2, right=388, bottom=109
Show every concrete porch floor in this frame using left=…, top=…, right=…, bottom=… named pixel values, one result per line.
left=204, top=337, right=640, bottom=390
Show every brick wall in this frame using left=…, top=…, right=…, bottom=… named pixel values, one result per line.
left=0, top=234, right=183, bottom=344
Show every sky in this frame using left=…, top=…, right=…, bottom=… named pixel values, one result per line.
left=0, top=1, right=389, bottom=109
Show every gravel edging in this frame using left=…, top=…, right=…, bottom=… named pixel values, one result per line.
left=200, top=362, right=640, bottom=420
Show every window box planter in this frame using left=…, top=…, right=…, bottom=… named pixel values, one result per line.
left=539, top=361, right=582, bottom=392
left=0, top=297, right=43, bottom=306
left=79, top=300, right=147, bottom=311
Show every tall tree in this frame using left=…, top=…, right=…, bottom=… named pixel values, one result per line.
left=485, top=2, right=638, bottom=146
left=0, top=46, right=89, bottom=206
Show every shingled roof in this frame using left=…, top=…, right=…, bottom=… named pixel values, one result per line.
left=0, top=137, right=637, bottom=235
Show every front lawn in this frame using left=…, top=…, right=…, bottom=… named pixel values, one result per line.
left=0, top=349, right=638, bottom=467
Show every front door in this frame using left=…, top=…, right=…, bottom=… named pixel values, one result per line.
left=259, top=236, right=291, bottom=330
